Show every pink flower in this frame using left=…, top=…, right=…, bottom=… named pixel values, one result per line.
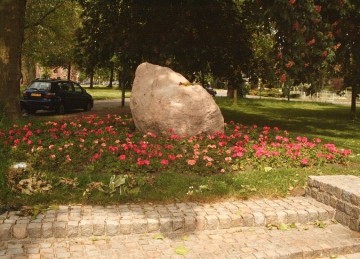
left=301, top=158, right=309, bottom=166
left=340, top=149, right=352, bottom=156
left=326, top=154, right=334, bottom=160
left=314, top=138, right=321, bottom=143
left=119, top=154, right=126, bottom=161
left=187, top=159, right=197, bottom=166
left=203, top=155, right=214, bottom=162
left=218, top=141, right=227, bottom=147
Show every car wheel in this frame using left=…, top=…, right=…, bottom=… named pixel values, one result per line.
left=56, top=104, right=65, bottom=115
left=84, top=101, right=92, bottom=111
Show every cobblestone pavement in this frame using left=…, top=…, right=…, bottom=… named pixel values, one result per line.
left=1, top=197, right=335, bottom=240
left=1, top=223, right=360, bottom=259
left=1, top=196, right=360, bottom=258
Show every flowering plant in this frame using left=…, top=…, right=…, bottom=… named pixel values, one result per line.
left=1, top=114, right=351, bottom=181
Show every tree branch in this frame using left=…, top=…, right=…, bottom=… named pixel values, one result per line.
left=25, top=1, right=65, bottom=29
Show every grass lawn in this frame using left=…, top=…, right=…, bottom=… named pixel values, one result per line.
left=219, top=98, right=360, bottom=154
left=0, top=96, right=359, bottom=208
left=84, top=86, right=131, bottom=100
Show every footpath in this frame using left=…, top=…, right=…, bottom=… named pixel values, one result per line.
left=1, top=175, right=360, bottom=259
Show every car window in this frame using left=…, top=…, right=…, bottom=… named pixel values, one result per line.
left=73, top=83, right=83, bottom=93
left=28, top=82, right=51, bottom=90
left=59, top=82, right=74, bottom=92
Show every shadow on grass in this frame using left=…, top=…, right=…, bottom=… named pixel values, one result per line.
left=219, top=98, right=360, bottom=152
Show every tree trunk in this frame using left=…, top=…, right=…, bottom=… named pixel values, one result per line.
left=350, top=86, right=358, bottom=120
left=67, top=63, right=71, bottom=80
left=108, top=63, right=114, bottom=88
left=120, top=70, right=126, bottom=108
left=0, top=0, right=27, bottom=121
left=21, top=57, right=36, bottom=86
left=89, top=70, right=94, bottom=89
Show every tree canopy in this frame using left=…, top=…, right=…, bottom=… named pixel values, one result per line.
left=22, top=0, right=81, bottom=82
left=77, top=0, right=253, bottom=85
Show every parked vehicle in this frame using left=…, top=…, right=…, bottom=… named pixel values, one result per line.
left=20, top=79, right=93, bottom=114
left=203, top=84, right=217, bottom=97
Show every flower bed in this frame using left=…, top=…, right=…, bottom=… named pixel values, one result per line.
left=1, top=114, right=351, bottom=176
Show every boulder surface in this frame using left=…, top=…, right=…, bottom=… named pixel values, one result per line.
left=130, top=62, right=224, bottom=137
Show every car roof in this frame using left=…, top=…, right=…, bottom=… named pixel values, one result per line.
left=31, top=78, right=78, bottom=84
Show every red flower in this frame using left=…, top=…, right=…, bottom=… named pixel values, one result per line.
left=161, top=159, right=169, bottom=166
left=137, top=158, right=150, bottom=166
left=314, top=5, right=321, bottom=13
left=119, top=154, right=126, bottom=161
left=91, top=153, right=100, bottom=161
left=286, top=61, right=295, bottom=68
left=280, top=73, right=287, bottom=83
left=292, top=22, right=300, bottom=31
left=307, top=38, right=316, bottom=46
left=168, top=154, right=176, bottom=161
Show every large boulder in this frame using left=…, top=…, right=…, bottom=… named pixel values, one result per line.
left=130, top=62, right=224, bottom=137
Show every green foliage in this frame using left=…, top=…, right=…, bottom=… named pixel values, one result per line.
left=77, top=0, right=252, bottom=87
left=254, top=0, right=337, bottom=90
left=23, top=0, right=82, bottom=69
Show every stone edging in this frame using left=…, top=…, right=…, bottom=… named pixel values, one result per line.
left=306, top=175, right=360, bottom=232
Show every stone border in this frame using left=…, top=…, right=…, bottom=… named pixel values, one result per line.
left=306, top=175, right=360, bottom=231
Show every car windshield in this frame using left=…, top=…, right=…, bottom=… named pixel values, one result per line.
left=28, top=82, right=51, bottom=90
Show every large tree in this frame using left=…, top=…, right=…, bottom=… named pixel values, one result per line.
left=0, top=0, right=27, bottom=121
left=77, top=0, right=252, bottom=88
left=252, top=0, right=336, bottom=99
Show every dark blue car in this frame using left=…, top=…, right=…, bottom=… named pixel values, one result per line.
left=21, top=79, right=93, bottom=114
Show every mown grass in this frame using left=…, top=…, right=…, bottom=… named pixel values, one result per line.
left=219, top=97, right=360, bottom=183
left=84, top=86, right=131, bottom=100
left=219, top=98, right=360, bottom=155
left=1, top=95, right=359, bottom=207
